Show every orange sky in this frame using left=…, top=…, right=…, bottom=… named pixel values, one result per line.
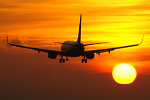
left=1, top=0, right=150, bottom=74
left=1, top=0, right=150, bottom=100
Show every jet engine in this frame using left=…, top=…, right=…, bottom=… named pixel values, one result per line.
left=48, top=53, right=58, bottom=59
left=86, top=53, right=94, bottom=59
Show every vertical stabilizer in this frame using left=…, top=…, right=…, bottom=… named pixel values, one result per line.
left=77, top=14, right=82, bottom=43
left=6, top=34, right=9, bottom=44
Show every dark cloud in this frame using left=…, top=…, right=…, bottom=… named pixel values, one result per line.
left=9, top=37, right=22, bottom=45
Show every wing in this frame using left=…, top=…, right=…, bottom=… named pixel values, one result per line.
left=7, top=35, right=62, bottom=54
left=84, top=37, right=143, bottom=54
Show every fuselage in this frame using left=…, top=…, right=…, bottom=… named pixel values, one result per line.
left=61, top=41, right=84, bottom=57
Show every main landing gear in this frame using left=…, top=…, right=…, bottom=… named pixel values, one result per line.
left=59, top=59, right=65, bottom=63
left=66, top=57, right=69, bottom=61
left=82, top=56, right=87, bottom=63
left=59, top=56, right=69, bottom=63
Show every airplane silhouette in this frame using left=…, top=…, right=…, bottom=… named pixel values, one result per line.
left=7, top=14, right=143, bottom=63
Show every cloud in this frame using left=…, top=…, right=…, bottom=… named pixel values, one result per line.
left=0, top=0, right=83, bottom=4
left=1, top=0, right=149, bottom=33
left=137, top=54, right=150, bottom=61
left=9, top=37, right=22, bottom=45
left=0, top=35, right=23, bottom=52
left=0, top=2, right=21, bottom=9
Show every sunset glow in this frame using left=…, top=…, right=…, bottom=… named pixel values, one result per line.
left=0, top=0, right=149, bottom=74
left=1, top=0, right=150, bottom=99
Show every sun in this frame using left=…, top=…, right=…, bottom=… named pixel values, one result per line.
left=112, top=64, right=137, bottom=84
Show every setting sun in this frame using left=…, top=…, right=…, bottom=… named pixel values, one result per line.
left=112, top=64, right=137, bottom=84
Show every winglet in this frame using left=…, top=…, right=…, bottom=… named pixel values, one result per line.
left=6, top=34, right=9, bottom=44
left=140, top=34, right=144, bottom=44
left=6, top=34, right=10, bottom=44
left=83, top=42, right=109, bottom=46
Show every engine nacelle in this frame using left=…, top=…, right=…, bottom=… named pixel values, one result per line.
left=48, top=53, right=58, bottom=59
left=86, top=53, right=94, bottom=59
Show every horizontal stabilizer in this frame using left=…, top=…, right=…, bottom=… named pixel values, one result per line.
left=83, top=42, right=109, bottom=46
left=53, top=42, right=77, bottom=46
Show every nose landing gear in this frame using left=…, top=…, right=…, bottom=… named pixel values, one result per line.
left=59, top=59, right=65, bottom=63
left=59, top=56, right=69, bottom=63
left=66, top=57, right=69, bottom=61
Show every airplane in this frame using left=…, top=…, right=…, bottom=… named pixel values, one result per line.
left=7, top=14, right=143, bottom=63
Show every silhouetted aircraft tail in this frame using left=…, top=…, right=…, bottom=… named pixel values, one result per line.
left=6, top=34, right=9, bottom=44
left=77, top=14, right=82, bottom=43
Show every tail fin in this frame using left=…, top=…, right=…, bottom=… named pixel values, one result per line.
left=6, top=34, right=9, bottom=44
left=77, top=14, right=82, bottom=43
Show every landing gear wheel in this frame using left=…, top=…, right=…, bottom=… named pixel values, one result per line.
left=82, top=55, right=88, bottom=63
left=82, top=59, right=87, bottom=63
left=85, top=59, right=87, bottom=63
left=59, top=59, right=62, bottom=63
left=63, top=59, right=65, bottom=63
left=82, top=59, right=84, bottom=63
left=59, top=59, right=65, bottom=63
left=59, top=55, right=65, bottom=63
left=66, top=58, right=69, bottom=61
